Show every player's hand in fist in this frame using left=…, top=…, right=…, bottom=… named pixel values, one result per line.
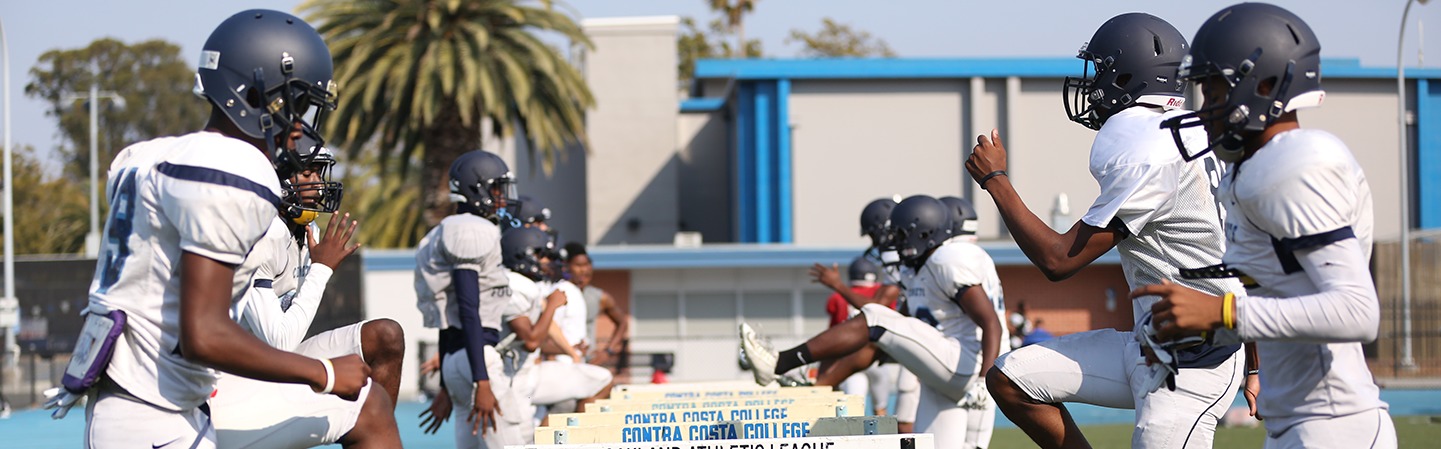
left=323, top=355, right=371, bottom=401
left=966, top=129, right=1010, bottom=190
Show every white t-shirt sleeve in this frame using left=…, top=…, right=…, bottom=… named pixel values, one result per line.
left=1082, top=161, right=1180, bottom=234
left=157, top=164, right=279, bottom=265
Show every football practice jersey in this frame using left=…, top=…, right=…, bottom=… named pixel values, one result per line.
left=899, top=239, right=1011, bottom=372
left=1082, top=106, right=1242, bottom=321
left=90, top=131, right=281, bottom=411
left=1220, top=128, right=1385, bottom=431
left=548, top=279, right=588, bottom=346
left=413, top=213, right=509, bottom=331
left=233, top=217, right=329, bottom=352
left=501, top=271, right=545, bottom=343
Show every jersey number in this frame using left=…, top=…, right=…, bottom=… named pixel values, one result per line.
left=97, top=168, right=138, bottom=293
left=1203, top=156, right=1225, bottom=225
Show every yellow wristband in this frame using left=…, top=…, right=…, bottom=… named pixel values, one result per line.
left=1222, top=292, right=1236, bottom=330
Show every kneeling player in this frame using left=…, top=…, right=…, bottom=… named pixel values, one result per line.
left=210, top=144, right=403, bottom=448
left=742, top=195, right=1008, bottom=449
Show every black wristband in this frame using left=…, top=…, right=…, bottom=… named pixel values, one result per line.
left=978, top=170, right=1007, bottom=190
left=1246, top=369, right=1260, bottom=376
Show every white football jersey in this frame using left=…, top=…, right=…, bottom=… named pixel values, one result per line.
left=899, top=239, right=1011, bottom=371
left=233, top=217, right=330, bottom=351
left=1219, top=129, right=1384, bottom=430
left=1082, top=106, right=1242, bottom=323
left=413, top=214, right=509, bottom=330
left=501, top=271, right=545, bottom=341
left=90, top=131, right=281, bottom=412
left=547, top=279, right=588, bottom=346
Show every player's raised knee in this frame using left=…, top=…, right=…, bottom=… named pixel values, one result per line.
left=362, top=318, right=405, bottom=356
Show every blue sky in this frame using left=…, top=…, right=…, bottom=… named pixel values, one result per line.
left=0, top=0, right=1425, bottom=169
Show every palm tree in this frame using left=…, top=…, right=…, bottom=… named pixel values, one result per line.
left=300, top=0, right=594, bottom=227
left=708, top=0, right=757, bottom=58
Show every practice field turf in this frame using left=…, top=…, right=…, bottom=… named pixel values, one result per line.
left=985, top=415, right=1441, bottom=449
left=2, top=401, right=1439, bottom=448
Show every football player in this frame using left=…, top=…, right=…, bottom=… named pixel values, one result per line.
left=209, top=141, right=404, bottom=448
left=805, top=197, right=914, bottom=431
left=414, top=150, right=516, bottom=439
left=57, top=10, right=368, bottom=449
left=564, top=242, right=630, bottom=366
left=743, top=195, right=1007, bottom=449
left=1141, top=4, right=1395, bottom=448
left=965, top=13, right=1248, bottom=449
left=440, top=226, right=570, bottom=449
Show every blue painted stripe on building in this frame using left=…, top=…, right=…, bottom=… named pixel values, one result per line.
left=680, top=97, right=726, bottom=112
left=736, top=83, right=755, bottom=242
left=360, top=243, right=1125, bottom=272
left=693, top=57, right=1441, bottom=81
left=776, top=79, right=793, bottom=243
left=1420, top=79, right=1441, bottom=229
left=754, top=81, right=774, bottom=243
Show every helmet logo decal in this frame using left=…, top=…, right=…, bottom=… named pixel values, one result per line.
left=200, top=51, right=221, bottom=70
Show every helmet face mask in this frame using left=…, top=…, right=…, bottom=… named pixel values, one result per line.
left=1063, top=47, right=1112, bottom=130
left=281, top=142, right=343, bottom=224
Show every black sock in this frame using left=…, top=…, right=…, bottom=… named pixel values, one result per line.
left=774, top=344, right=814, bottom=375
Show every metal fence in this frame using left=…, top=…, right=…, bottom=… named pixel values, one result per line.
left=1371, top=230, right=1441, bottom=379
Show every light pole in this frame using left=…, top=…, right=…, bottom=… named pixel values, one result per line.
left=1397, top=0, right=1427, bottom=371
left=61, top=65, right=124, bottom=257
left=0, top=17, right=16, bottom=412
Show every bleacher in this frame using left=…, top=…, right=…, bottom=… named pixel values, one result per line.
left=515, top=382, right=931, bottom=449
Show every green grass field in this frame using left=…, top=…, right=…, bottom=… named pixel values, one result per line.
left=985, top=415, right=1441, bottom=448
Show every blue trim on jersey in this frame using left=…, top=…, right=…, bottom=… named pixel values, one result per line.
left=1280, top=226, right=1357, bottom=252
left=252, top=279, right=273, bottom=289
left=1269, top=238, right=1305, bottom=275
left=156, top=162, right=281, bottom=209
left=1175, top=342, right=1242, bottom=369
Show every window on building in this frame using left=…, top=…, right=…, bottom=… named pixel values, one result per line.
left=742, top=291, right=792, bottom=336
left=801, top=289, right=832, bottom=335
left=684, top=292, right=736, bottom=337
left=634, top=292, right=679, bottom=338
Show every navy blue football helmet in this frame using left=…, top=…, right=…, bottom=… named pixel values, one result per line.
left=281, top=135, right=343, bottom=224
left=848, top=255, right=881, bottom=284
left=449, top=150, right=518, bottom=225
left=1064, top=13, right=1189, bottom=130
left=888, top=195, right=953, bottom=267
left=197, top=9, right=336, bottom=177
left=1161, top=3, right=1324, bottom=162
left=938, top=196, right=979, bottom=237
left=501, top=227, right=557, bottom=281
left=860, top=198, right=898, bottom=249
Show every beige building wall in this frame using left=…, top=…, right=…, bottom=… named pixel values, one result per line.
left=582, top=17, right=681, bottom=244
left=676, top=111, right=733, bottom=242
left=1298, top=78, right=1404, bottom=240
left=788, top=80, right=968, bottom=246
left=1005, top=78, right=1104, bottom=230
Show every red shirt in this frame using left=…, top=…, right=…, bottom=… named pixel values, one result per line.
left=826, top=284, right=882, bottom=327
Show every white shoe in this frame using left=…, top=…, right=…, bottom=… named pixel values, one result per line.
left=739, top=323, right=778, bottom=386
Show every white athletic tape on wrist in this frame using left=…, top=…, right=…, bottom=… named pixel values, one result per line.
left=316, top=358, right=335, bottom=395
